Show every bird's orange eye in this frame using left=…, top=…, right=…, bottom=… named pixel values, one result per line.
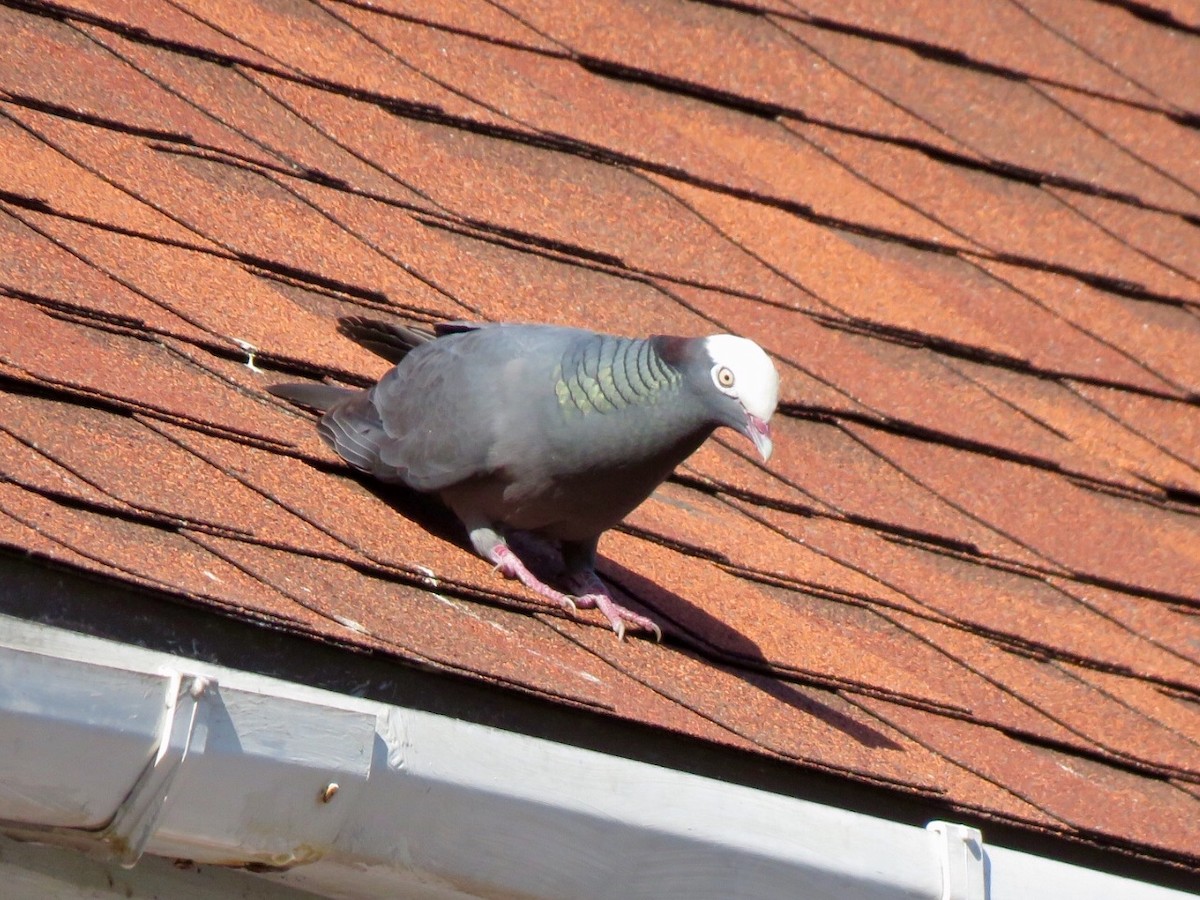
left=716, top=366, right=735, bottom=388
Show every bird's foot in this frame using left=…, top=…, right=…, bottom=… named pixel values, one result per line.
left=564, top=572, right=663, bottom=643
left=488, top=546, right=661, bottom=641
left=489, top=545, right=577, bottom=614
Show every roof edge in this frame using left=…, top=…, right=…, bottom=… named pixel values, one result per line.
left=1, top=614, right=1195, bottom=900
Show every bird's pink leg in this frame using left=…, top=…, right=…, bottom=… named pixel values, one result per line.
left=564, top=570, right=663, bottom=643
left=488, top=544, right=578, bottom=614
left=488, top=546, right=662, bottom=641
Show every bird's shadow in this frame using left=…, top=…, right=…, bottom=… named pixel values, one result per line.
left=355, top=476, right=900, bottom=751
left=598, top=557, right=903, bottom=751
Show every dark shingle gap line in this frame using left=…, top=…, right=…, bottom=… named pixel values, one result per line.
left=584, top=560, right=969, bottom=715
left=785, top=347, right=1200, bottom=513
left=0, top=282, right=151, bottom=336
left=0, top=185, right=243, bottom=347
left=245, top=267, right=451, bottom=339
left=575, top=15, right=1192, bottom=224
left=0, top=339, right=295, bottom=453
left=9, top=147, right=370, bottom=319
left=761, top=9, right=1198, bottom=217
left=0, top=420, right=258, bottom=539
left=960, top=258, right=1200, bottom=397
left=1090, top=0, right=1200, bottom=35
left=239, top=70, right=468, bottom=220
left=0, top=483, right=265, bottom=591
left=0, top=536, right=369, bottom=654
left=26, top=0, right=1198, bottom=307
left=1157, top=483, right=1200, bottom=510
left=542, top=620, right=957, bottom=794
left=414, top=210, right=815, bottom=312
left=207, top=155, right=490, bottom=322
left=672, top=466, right=990, bottom=561
left=1009, top=0, right=1198, bottom=115
left=700, top=0, right=1194, bottom=118
left=939, top=356, right=1187, bottom=497
left=768, top=8, right=1200, bottom=217
left=143, top=145, right=473, bottom=319
left=15, top=0, right=442, bottom=163
left=1159, top=684, right=1200, bottom=706
left=1029, top=84, right=1200, bottom=208
left=144, top=420, right=615, bottom=628
left=579, top=48, right=1168, bottom=218
left=311, top=0, right=537, bottom=128
left=182, top=529, right=616, bottom=713
left=841, top=695, right=1200, bottom=871
left=30, top=0, right=1200, bottom=239
left=536, top=618, right=806, bottom=762
left=116, top=8, right=1200, bottom=310
left=0, top=473, right=258, bottom=547
left=2, top=175, right=460, bottom=375
left=849, top=617, right=1200, bottom=786
left=0, top=106, right=382, bottom=357
left=326, top=0, right=561, bottom=57
left=2, top=277, right=373, bottom=395
left=157, top=0, right=307, bottom=78
left=0, top=90, right=195, bottom=145
left=1050, top=659, right=1200, bottom=755
left=838, top=421, right=1200, bottom=609
left=615, top=519, right=971, bottom=630
left=3, top=93, right=478, bottom=354
left=827, top=424, right=1071, bottom=572
left=772, top=119, right=1200, bottom=393
left=793, top=395, right=1189, bottom=518
left=1046, top=583, right=1200, bottom=689
left=412, top=213, right=627, bottom=269
left=575, top=19, right=1192, bottom=224
left=71, top=18, right=416, bottom=197
left=642, top=177, right=1194, bottom=409
left=8, top=0, right=322, bottom=103
left=712, top=490, right=1200, bottom=699
left=1061, top=379, right=1200, bottom=489
left=812, top=313, right=1188, bottom=403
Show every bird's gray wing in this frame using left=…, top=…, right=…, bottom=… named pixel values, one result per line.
left=363, top=325, right=574, bottom=493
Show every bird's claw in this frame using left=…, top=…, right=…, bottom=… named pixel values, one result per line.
left=490, top=545, right=661, bottom=640
left=570, top=590, right=663, bottom=642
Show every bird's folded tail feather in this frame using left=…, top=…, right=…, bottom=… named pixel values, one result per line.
left=267, top=382, right=357, bottom=412
left=317, top=394, right=387, bottom=472
left=269, top=383, right=386, bottom=473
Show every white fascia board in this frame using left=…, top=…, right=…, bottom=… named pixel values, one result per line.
left=0, top=614, right=1192, bottom=900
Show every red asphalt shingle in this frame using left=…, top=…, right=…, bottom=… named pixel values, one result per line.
left=2, top=0, right=1198, bottom=875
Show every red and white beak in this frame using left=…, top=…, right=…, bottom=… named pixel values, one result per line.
left=742, top=413, right=773, bottom=462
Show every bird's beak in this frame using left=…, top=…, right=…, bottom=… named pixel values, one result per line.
left=742, top=414, right=773, bottom=461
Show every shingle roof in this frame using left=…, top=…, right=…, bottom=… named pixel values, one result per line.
left=2, top=0, right=1199, bottom=876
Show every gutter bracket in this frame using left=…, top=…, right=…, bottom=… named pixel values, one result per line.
left=103, top=670, right=212, bottom=868
left=927, top=820, right=986, bottom=900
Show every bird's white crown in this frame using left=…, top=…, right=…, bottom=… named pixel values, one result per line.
left=703, top=334, right=780, bottom=422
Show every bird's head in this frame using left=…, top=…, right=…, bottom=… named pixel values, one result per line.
left=699, top=334, right=780, bottom=461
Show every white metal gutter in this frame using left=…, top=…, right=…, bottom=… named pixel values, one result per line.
left=0, top=613, right=1191, bottom=900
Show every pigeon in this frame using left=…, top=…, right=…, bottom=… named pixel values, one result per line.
left=270, top=317, right=780, bottom=640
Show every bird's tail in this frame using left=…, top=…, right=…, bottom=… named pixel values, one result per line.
left=269, top=382, right=385, bottom=473
left=267, top=382, right=357, bottom=412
